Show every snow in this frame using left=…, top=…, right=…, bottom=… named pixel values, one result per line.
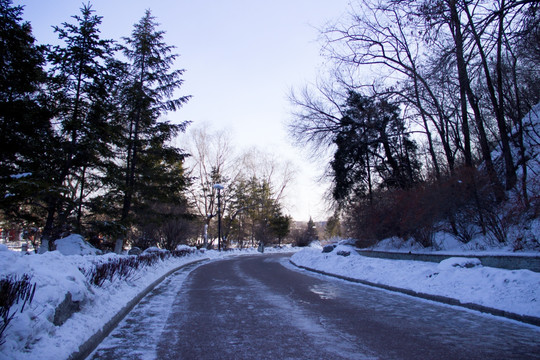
left=290, top=245, right=540, bottom=319
left=368, top=222, right=540, bottom=255
left=0, top=233, right=538, bottom=360
left=54, top=234, right=101, bottom=256
left=9, top=173, right=32, bottom=179
left=0, top=241, right=295, bottom=360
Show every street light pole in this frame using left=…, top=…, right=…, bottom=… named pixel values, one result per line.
left=213, top=184, right=224, bottom=251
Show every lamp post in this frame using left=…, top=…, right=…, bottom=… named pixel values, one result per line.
left=213, top=184, right=224, bottom=251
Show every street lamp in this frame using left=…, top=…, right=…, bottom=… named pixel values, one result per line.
left=213, top=184, right=224, bottom=251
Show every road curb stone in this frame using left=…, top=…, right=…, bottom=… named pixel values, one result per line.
left=68, top=258, right=208, bottom=360
left=289, top=260, right=540, bottom=327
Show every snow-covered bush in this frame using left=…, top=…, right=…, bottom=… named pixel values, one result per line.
left=83, top=257, right=139, bottom=287
left=0, top=275, right=36, bottom=345
left=83, top=248, right=198, bottom=287
left=438, top=257, right=482, bottom=270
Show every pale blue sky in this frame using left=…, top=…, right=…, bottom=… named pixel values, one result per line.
left=15, top=0, right=351, bottom=221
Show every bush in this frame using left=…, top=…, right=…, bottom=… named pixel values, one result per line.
left=346, top=167, right=498, bottom=246
left=84, top=257, right=138, bottom=287
left=83, top=248, right=197, bottom=287
left=0, top=274, right=36, bottom=345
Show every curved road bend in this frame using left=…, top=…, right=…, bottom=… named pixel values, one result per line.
left=91, top=253, right=540, bottom=360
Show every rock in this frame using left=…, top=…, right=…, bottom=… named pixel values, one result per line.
left=336, top=250, right=351, bottom=257
left=128, top=247, right=142, bottom=255
left=438, top=257, right=481, bottom=270
left=54, top=292, right=80, bottom=326
left=322, top=245, right=336, bottom=253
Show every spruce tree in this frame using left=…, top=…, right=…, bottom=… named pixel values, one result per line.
left=113, top=10, right=190, bottom=252
left=269, top=209, right=291, bottom=247
left=38, top=4, right=116, bottom=249
left=305, top=217, right=318, bottom=242
left=0, top=0, right=53, bottom=229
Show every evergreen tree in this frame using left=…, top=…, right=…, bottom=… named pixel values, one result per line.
left=112, top=10, right=190, bottom=251
left=305, top=217, right=318, bottom=242
left=331, top=92, right=421, bottom=203
left=38, top=4, right=116, bottom=248
left=325, top=211, right=342, bottom=239
left=0, top=0, right=53, bottom=229
left=269, top=208, right=291, bottom=246
left=224, top=176, right=290, bottom=247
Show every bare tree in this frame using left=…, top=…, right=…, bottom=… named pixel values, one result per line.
left=320, top=0, right=460, bottom=174
left=288, top=80, right=345, bottom=155
left=239, top=148, right=296, bottom=204
left=184, top=126, right=240, bottom=247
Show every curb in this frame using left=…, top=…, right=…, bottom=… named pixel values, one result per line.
left=68, top=258, right=208, bottom=360
left=289, top=260, right=540, bottom=327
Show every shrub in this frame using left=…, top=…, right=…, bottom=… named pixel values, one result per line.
left=484, top=210, right=510, bottom=244
left=0, top=274, right=36, bottom=345
left=83, top=248, right=197, bottom=287
left=346, top=167, right=499, bottom=246
left=171, top=248, right=195, bottom=257
left=84, top=257, right=138, bottom=287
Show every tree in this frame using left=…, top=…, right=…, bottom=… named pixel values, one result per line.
left=184, top=126, right=238, bottom=247
left=321, top=0, right=459, bottom=174
left=417, top=0, right=505, bottom=201
left=185, top=127, right=294, bottom=248
left=325, top=211, right=342, bottom=239
left=36, top=4, right=117, bottom=250
left=0, top=0, right=54, bottom=235
left=113, top=10, right=191, bottom=252
left=0, top=0, right=48, bottom=167
left=329, top=92, right=422, bottom=203
left=220, top=175, right=291, bottom=248
left=269, top=210, right=291, bottom=247
left=305, top=217, right=318, bottom=242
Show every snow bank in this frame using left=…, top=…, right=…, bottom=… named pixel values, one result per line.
left=54, top=234, right=100, bottom=256
left=0, top=249, right=205, bottom=360
left=291, top=246, right=540, bottom=318
left=0, top=243, right=299, bottom=360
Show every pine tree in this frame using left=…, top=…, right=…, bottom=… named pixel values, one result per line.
left=269, top=208, right=291, bottom=247
left=305, top=217, right=318, bottom=242
left=331, top=92, right=421, bottom=203
left=0, top=0, right=53, bottom=229
left=113, top=10, right=190, bottom=251
left=37, top=4, right=117, bottom=248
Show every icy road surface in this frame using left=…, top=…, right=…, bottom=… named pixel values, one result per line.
left=91, top=253, right=540, bottom=359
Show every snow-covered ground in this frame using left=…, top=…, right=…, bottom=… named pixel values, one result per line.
left=1, top=235, right=539, bottom=360
left=291, top=243, right=540, bottom=319
left=0, top=237, right=293, bottom=360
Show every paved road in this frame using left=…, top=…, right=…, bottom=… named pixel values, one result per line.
left=91, top=254, right=540, bottom=360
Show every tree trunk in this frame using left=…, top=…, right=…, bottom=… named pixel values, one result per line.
left=449, top=0, right=472, bottom=167
left=464, top=2, right=516, bottom=190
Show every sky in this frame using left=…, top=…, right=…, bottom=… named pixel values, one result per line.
left=14, top=0, right=352, bottom=221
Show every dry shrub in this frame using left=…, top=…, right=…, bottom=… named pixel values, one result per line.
left=83, top=248, right=195, bottom=287
left=0, top=275, right=36, bottom=345
left=346, top=167, right=499, bottom=246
